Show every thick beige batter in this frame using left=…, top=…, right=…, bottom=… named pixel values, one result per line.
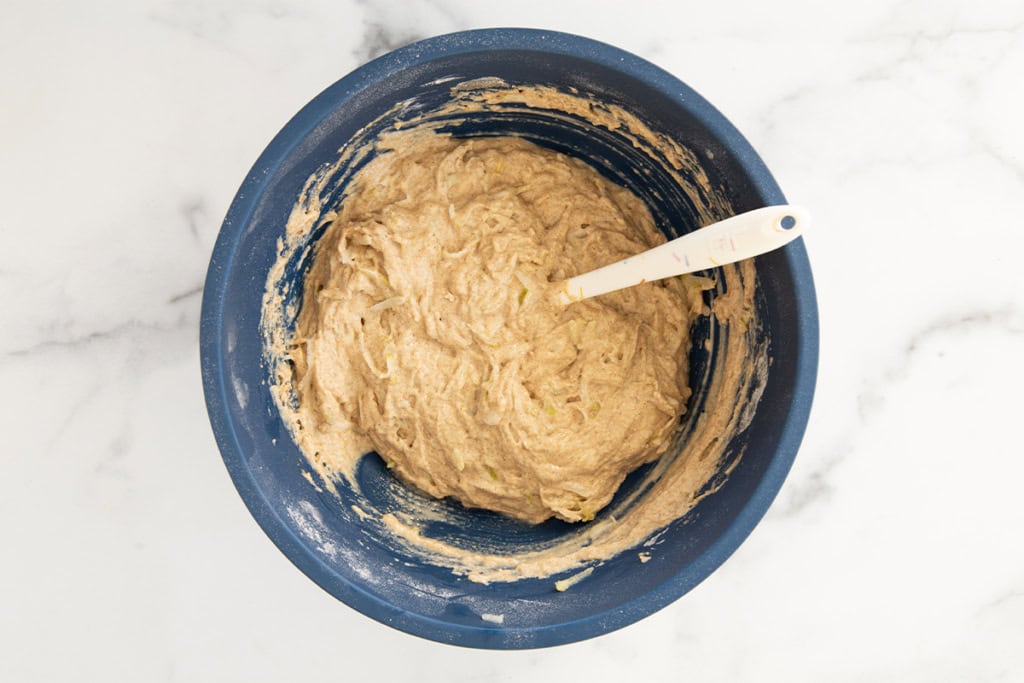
left=289, top=134, right=707, bottom=524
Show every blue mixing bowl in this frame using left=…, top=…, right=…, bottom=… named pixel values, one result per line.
left=200, top=28, right=818, bottom=649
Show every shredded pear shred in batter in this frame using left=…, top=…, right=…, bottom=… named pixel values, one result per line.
left=288, top=133, right=710, bottom=524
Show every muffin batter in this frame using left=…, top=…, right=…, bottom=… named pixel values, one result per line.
left=289, top=134, right=706, bottom=523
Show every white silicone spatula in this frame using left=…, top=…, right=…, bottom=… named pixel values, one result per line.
left=557, top=204, right=809, bottom=304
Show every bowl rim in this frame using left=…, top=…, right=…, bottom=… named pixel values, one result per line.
left=200, top=27, right=819, bottom=649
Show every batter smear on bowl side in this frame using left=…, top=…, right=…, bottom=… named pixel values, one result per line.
left=262, top=83, right=766, bottom=583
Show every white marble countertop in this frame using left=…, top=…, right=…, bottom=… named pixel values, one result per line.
left=3, top=1, right=1023, bottom=680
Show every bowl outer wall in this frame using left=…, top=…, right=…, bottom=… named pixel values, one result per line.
left=200, top=28, right=819, bottom=648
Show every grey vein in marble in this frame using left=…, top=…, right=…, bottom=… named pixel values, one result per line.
left=779, top=306, right=1023, bottom=518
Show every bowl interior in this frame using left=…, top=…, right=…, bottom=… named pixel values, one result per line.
left=202, top=30, right=816, bottom=649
